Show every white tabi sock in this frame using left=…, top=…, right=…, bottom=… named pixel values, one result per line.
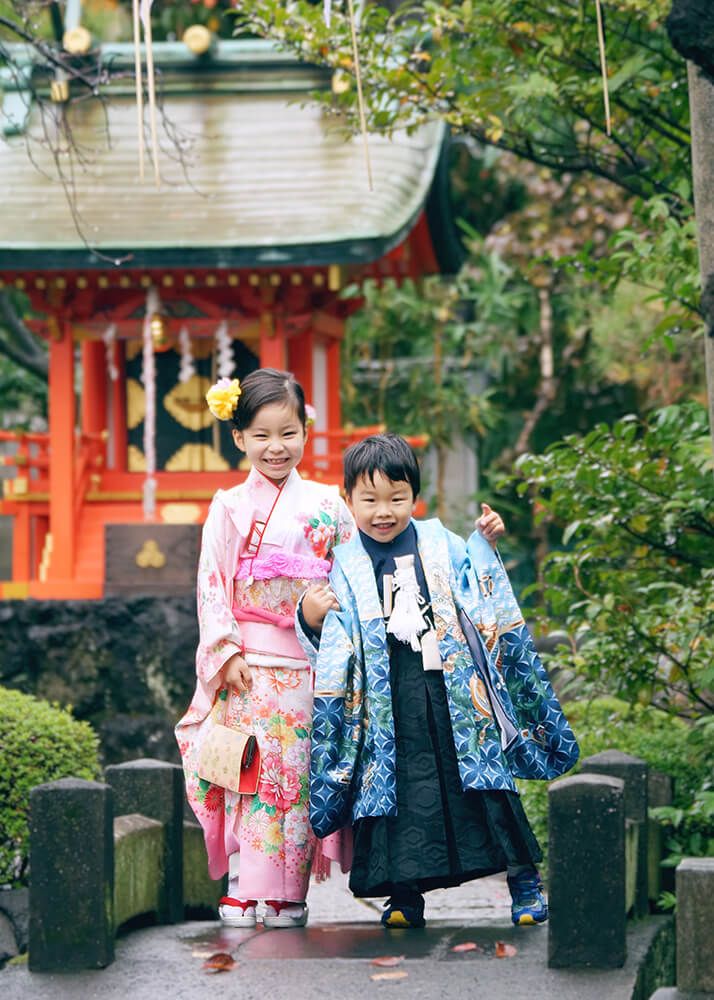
left=228, top=851, right=241, bottom=897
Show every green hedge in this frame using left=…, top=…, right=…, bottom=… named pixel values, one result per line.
left=0, top=686, right=101, bottom=888
left=518, top=697, right=714, bottom=866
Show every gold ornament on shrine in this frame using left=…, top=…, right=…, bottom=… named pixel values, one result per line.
left=135, top=539, right=166, bottom=569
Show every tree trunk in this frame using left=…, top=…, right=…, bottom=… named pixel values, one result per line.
left=687, top=62, right=714, bottom=454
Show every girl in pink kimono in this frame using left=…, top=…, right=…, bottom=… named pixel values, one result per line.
left=175, top=368, right=353, bottom=929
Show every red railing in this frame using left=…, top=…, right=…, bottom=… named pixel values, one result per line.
left=0, top=430, right=50, bottom=488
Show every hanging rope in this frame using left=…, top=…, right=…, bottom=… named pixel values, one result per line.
left=178, top=325, right=196, bottom=384
left=595, top=0, right=612, bottom=136
left=214, top=320, right=235, bottom=379
left=135, top=0, right=161, bottom=186
left=103, top=323, right=119, bottom=383
left=141, top=287, right=160, bottom=519
left=346, top=0, right=373, bottom=190
left=131, top=0, right=145, bottom=180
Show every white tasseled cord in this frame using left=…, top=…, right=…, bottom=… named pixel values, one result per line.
left=386, top=554, right=427, bottom=652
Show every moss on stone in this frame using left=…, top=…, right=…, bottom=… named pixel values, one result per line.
left=113, top=814, right=163, bottom=929
left=182, top=822, right=224, bottom=911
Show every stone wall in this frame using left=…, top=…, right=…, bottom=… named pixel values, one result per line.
left=0, top=596, right=198, bottom=764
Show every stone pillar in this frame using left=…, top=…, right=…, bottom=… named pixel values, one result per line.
left=676, top=857, right=714, bottom=992
left=648, top=769, right=674, bottom=903
left=548, top=773, right=626, bottom=968
left=105, top=759, right=184, bottom=923
left=581, top=749, right=649, bottom=917
left=29, top=777, right=114, bottom=971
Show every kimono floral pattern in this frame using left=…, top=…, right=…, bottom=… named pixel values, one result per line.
left=298, top=499, right=351, bottom=560
left=220, top=665, right=315, bottom=897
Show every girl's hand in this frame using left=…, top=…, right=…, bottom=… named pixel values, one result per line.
left=224, top=652, right=253, bottom=693
left=476, top=502, right=505, bottom=549
left=302, top=583, right=341, bottom=632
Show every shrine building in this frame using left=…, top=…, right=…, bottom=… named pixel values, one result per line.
left=0, top=37, right=459, bottom=599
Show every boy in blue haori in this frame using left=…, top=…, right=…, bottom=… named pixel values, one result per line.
left=297, top=434, right=579, bottom=929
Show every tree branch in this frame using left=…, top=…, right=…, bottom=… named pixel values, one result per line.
left=0, top=293, right=48, bottom=379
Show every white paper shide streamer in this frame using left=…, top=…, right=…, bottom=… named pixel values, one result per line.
left=214, top=321, right=234, bottom=379
left=178, top=325, right=195, bottom=384
left=141, top=287, right=159, bottom=519
left=386, top=554, right=427, bottom=652
left=102, top=323, right=119, bottom=382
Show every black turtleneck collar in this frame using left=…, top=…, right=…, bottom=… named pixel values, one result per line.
left=358, top=521, right=430, bottom=605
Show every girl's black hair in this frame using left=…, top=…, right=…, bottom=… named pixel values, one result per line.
left=343, top=433, right=420, bottom=498
left=231, top=368, right=306, bottom=431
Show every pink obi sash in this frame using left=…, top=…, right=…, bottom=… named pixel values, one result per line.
left=232, top=601, right=308, bottom=665
left=236, top=551, right=331, bottom=581
left=233, top=606, right=294, bottom=630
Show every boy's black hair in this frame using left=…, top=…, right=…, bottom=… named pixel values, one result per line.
left=232, top=368, right=306, bottom=431
left=343, top=433, right=420, bottom=497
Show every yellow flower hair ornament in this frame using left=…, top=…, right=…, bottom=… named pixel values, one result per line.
left=206, top=377, right=242, bottom=421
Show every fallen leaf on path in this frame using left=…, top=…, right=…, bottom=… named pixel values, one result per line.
left=451, top=941, right=482, bottom=953
left=495, top=941, right=517, bottom=958
left=202, top=952, right=237, bottom=973
left=370, top=955, right=405, bottom=967
left=370, top=970, right=409, bottom=981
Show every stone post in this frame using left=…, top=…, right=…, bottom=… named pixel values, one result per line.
left=548, top=773, right=626, bottom=968
left=676, top=857, right=714, bottom=993
left=105, top=759, right=184, bottom=924
left=29, top=777, right=114, bottom=971
left=581, top=749, right=649, bottom=917
left=648, top=769, right=674, bottom=903
left=649, top=856, right=714, bottom=999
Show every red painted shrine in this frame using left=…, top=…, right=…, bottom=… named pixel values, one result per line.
left=0, top=40, right=456, bottom=599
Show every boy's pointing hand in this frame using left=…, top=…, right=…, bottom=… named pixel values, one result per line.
left=302, top=583, right=341, bottom=633
left=476, top=502, right=505, bottom=549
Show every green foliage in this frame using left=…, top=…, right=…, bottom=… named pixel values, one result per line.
left=236, top=0, right=701, bottom=365
left=235, top=0, right=691, bottom=205
left=518, top=697, right=714, bottom=865
left=0, top=686, right=101, bottom=889
left=342, top=270, right=522, bottom=443
left=650, top=715, right=714, bottom=871
left=566, top=194, right=702, bottom=346
left=0, top=355, right=47, bottom=428
left=507, top=403, right=714, bottom=716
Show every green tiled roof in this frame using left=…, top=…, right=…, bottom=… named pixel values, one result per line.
left=0, top=40, right=445, bottom=269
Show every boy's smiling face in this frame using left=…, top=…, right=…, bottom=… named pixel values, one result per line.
left=347, top=471, right=417, bottom=544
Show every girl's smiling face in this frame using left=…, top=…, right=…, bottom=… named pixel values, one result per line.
left=233, top=401, right=307, bottom=483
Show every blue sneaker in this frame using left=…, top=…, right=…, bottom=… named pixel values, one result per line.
left=381, top=895, right=426, bottom=929
left=507, top=869, right=548, bottom=926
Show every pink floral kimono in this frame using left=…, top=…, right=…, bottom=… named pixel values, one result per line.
left=176, top=466, right=353, bottom=902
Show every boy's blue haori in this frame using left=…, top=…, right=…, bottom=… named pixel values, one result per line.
left=296, top=518, right=579, bottom=838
